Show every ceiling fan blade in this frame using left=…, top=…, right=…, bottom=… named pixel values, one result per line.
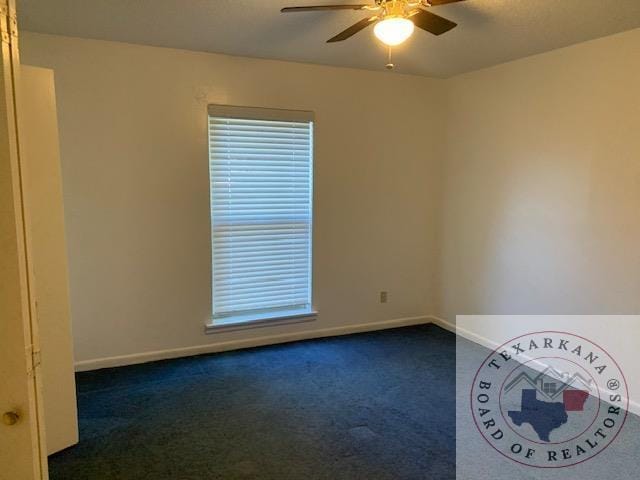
left=411, top=9, right=457, bottom=36
left=427, top=0, right=466, bottom=5
left=281, top=4, right=369, bottom=13
left=327, top=16, right=377, bottom=43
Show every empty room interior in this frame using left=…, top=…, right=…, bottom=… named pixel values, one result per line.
left=1, top=0, right=640, bottom=479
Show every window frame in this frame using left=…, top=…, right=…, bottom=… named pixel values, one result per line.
left=205, top=104, right=316, bottom=332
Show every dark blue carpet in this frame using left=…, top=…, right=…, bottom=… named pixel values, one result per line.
left=49, top=324, right=455, bottom=479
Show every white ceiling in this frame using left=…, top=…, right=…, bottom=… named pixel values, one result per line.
left=17, top=0, right=640, bottom=78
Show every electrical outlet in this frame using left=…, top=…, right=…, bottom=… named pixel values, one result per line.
left=380, top=291, right=388, bottom=303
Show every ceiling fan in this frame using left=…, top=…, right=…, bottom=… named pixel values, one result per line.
left=281, top=0, right=465, bottom=47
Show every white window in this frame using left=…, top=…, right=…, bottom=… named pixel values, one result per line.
left=208, top=105, right=314, bottom=325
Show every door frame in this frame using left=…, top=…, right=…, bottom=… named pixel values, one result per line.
left=0, top=0, right=48, bottom=477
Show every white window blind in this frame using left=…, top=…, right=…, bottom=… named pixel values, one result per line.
left=208, top=105, right=313, bottom=320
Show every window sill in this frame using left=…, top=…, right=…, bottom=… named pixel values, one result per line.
left=205, top=308, right=318, bottom=334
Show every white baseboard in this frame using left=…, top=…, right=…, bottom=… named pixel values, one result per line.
left=430, top=316, right=640, bottom=417
left=431, top=315, right=506, bottom=350
left=74, top=315, right=432, bottom=372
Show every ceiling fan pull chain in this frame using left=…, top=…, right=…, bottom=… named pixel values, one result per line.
left=386, top=46, right=395, bottom=70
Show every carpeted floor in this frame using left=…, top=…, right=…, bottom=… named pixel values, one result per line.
left=49, top=324, right=456, bottom=480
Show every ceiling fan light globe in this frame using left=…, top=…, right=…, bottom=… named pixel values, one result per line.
left=373, top=17, right=414, bottom=46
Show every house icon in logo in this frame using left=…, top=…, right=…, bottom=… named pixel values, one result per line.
left=504, top=366, right=594, bottom=401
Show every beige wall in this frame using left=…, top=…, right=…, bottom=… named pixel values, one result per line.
left=21, top=32, right=443, bottom=365
left=439, top=28, right=640, bottom=320
left=20, top=27, right=640, bottom=368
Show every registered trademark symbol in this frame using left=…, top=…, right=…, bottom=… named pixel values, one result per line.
left=607, top=379, right=620, bottom=390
